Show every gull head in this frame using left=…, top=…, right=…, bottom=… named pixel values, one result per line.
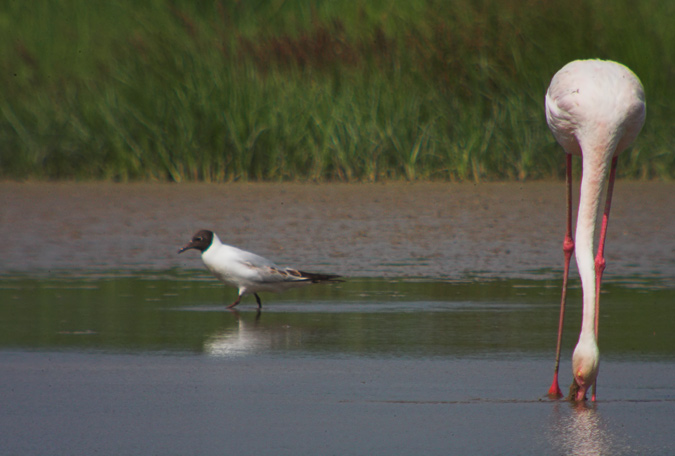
left=178, top=229, right=214, bottom=254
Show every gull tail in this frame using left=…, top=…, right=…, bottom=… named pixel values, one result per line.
left=294, top=270, right=344, bottom=283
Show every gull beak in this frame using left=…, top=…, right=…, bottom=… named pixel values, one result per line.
left=177, top=242, right=194, bottom=254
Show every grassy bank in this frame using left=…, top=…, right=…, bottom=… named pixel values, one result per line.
left=1, top=0, right=673, bottom=182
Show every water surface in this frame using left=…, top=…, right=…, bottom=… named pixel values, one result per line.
left=1, top=273, right=674, bottom=455
left=1, top=274, right=673, bottom=360
left=1, top=182, right=673, bottom=455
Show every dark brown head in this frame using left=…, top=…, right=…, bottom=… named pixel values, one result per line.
left=178, top=230, right=214, bottom=254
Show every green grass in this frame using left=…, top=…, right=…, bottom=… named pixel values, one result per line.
left=1, top=0, right=673, bottom=181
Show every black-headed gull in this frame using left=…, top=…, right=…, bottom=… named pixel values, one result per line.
left=178, top=229, right=342, bottom=308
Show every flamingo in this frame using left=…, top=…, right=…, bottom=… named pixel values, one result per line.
left=544, top=59, right=646, bottom=401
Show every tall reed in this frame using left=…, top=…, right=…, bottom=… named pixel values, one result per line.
left=1, top=0, right=672, bottom=181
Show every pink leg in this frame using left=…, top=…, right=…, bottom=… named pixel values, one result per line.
left=549, top=154, right=574, bottom=399
left=591, top=156, right=619, bottom=401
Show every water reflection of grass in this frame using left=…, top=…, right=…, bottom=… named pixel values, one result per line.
left=1, top=1, right=673, bottom=181
left=0, top=274, right=673, bottom=359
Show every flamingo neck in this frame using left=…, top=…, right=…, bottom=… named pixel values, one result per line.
left=575, top=149, right=611, bottom=338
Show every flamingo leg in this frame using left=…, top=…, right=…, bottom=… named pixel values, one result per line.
left=590, top=156, right=619, bottom=401
left=549, top=153, right=575, bottom=399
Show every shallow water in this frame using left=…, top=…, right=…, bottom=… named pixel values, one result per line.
left=1, top=274, right=673, bottom=360
left=1, top=182, right=674, bottom=455
left=1, top=274, right=674, bottom=455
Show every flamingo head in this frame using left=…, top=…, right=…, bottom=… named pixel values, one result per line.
left=568, top=336, right=599, bottom=401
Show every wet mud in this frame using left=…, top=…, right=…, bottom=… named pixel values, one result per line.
left=1, top=181, right=673, bottom=279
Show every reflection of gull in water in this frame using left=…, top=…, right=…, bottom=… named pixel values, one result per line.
left=549, top=403, right=623, bottom=456
left=203, top=311, right=302, bottom=357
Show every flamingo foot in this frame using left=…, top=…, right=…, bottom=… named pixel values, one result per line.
left=547, top=372, right=563, bottom=399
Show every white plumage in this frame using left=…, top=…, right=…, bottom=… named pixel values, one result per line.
left=179, top=230, right=341, bottom=309
left=545, top=59, right=645, bottom=401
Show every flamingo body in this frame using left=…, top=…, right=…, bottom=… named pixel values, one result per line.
left=545, top=59, right=645, bottom=401
left=546, top=60, right=646, bottom=159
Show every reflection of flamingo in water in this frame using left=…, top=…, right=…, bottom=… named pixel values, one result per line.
left=545, top=60, right=646, bottom=401
left=550, top=403, right=618, bottom=455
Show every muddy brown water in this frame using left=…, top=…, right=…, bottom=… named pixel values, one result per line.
left=1, top=181, right=673, bottom=278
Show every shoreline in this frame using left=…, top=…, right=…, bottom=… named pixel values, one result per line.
left=1, top=181, right=673, bottom=278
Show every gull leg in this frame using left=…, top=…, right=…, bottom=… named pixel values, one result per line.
left=227, top=294, right=242, bottom=309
